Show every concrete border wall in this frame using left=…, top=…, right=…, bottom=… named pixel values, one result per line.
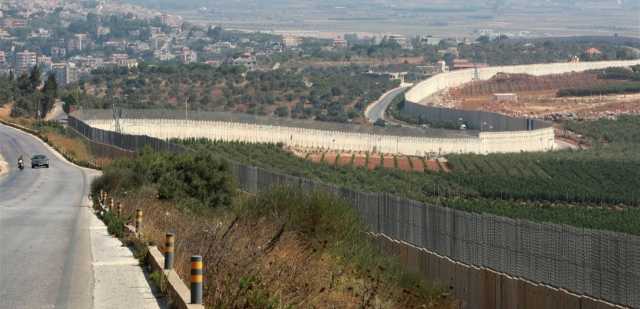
left=83, top=118, right=555, bottom=156
left=405, top=60, right=640, bottom=104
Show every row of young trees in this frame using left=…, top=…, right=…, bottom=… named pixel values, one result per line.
left=0, top=66, right=59, bottom=119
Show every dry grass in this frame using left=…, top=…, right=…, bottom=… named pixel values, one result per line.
left=112, top=189, right=457, bottom=309
left=43, top=131, right=93, bottom=162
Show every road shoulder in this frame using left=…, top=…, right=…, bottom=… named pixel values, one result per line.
left=90, top=210, right=166, bottom=309
left=0, top=152, right=7, bottom=177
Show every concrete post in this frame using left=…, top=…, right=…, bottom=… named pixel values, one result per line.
left=164, top=233, right=175, bottom=270
left=135, top=209, right=143, bottom=236
left=190, top=255, right=203, bottom=304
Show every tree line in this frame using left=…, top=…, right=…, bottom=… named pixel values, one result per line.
left=0, top=66, right=59, bottom=119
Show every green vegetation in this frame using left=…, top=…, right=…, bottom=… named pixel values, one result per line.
left=91, top=149, right=236, bottom=209
left=175, top=115, right=640, bottom=235
left=0, top=67, right=59, bottom=118
left=566, top=114, right=640, bottom=144
left=598, top=66, right=640, bottom=81
left=458, top=36, right=639, bottom=65
left=90, top=154, right=450, bottom=308
left=557, top=66, right=640, bottom=97
left=557, top=81, right=640, bottom=97
left=74, top=63, right=398, bottom=123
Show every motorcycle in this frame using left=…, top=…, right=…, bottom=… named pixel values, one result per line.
left=18, top=159, right=24, bottom=171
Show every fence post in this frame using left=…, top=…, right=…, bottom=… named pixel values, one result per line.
left=109, top=197, right=114, bottom=212
left=117, top=202, right=122, bottom=218
left=190, top=255, right=203, bottom=304
left=164, top=233, right=175, bottom=270
left=135, top=209, right=143, bottom=237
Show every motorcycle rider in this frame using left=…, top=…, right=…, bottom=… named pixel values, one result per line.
left=17, top=155, right=24, bottom=169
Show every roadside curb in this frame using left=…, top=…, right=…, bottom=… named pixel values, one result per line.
left=94, top=198, right=203, bottom=309
left=147, top=247, right=204, bottom=309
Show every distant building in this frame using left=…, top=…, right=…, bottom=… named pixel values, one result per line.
left=53, top=62, right=77, bottom=86
left=73, top=56, right=104, bottom=70
left=416, top=61, right=448, bottom=76
left=179, top=47, right=197, bottom=64
left=37, top=55, right=52, bottom=71
left=3, top=18, right=27, bottom=28
left=282, top=35, right=302, bottom=49
left=387, top=34, right=411, bottom=49
left=585, top=47, right=603, bottom=56
left=149, top=27, right=163, bottom=36
left=31, top=28, right=50, bottom=38
left=421, top=36, right=442, bottom=46
left=233, top=53, right=257, bottom=71
left=154, top=49, right=175, bottom=61
left=97, top=26, right=111, bottom=37
left=110, top=53, right=129, bottom=62
left=67, top=33, right=88, bottom=52
left=332, top=37, right=348, bottom=49
left=159, top=14, right=181, bottom=27
left=15, top=50, right=37, bottom=73
left=493, top=93, right=518, bottom=103
left=451, top=59, right=487, bottom=70
left=107, top=54, right=137, bottom=69
left=50, top=47, right=66, bottom=58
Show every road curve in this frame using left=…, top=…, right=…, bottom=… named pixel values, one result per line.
left=0, top=123, right=94, bottom=309
left=364, top=86, right=409, bottom=124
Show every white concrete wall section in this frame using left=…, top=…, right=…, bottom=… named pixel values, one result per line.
left=85, top=119, right=555, bottom=156
left=405, top=60, right=640, bottom=104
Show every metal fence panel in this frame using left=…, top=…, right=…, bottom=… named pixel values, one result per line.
left=66, top=116, right=639, bottom=308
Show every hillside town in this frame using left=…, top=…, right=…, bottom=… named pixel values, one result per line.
left=3, top=0, right=637, bottom=92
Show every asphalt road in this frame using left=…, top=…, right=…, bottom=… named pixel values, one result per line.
left=364, top=86, right=409, bottom=124
left=0, top=124, right=93, bottom=309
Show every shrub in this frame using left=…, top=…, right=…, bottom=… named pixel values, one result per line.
left=93, top=149, right=236, bottom=209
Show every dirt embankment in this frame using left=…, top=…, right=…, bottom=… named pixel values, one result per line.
left=290, top=148, right=449, bottom=173
left=444, top=72, right=640, bottom=119
left=112, top=189, right=456, bottom=308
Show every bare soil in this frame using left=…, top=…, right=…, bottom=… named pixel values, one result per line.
left=443, top=72, right=640, bottom=119
left=290, top=148, right=448, bottom=173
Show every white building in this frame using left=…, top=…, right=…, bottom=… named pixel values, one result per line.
left=179, top=48, right=197, bottom=64
left=15, top=50, right=37, bottom=73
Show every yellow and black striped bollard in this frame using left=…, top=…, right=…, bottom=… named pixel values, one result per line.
left=164, top=233, right=175, bottom=270
left=190, top=255, right=203, bottom=304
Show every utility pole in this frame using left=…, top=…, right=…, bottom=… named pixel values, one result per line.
left=112, top=102, right=121, bottom=133
left=185, top=96, right=189, bottom=120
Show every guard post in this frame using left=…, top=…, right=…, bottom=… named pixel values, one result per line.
left=135, top=209, right=143, bottom=237
left=190, top=255, right=203, bottom=304
left=164, top=233, right=175, bottom=270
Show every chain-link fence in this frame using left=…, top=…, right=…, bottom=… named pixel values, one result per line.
left=68, top=116, right=638, bottom=308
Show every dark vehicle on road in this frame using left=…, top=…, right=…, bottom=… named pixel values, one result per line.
left=31, top=154, right=50, bottom=168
